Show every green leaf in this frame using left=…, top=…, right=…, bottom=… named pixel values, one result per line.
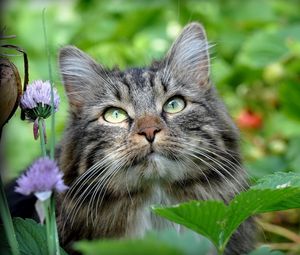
left=237, top=24, right=300, bottom=68
left=0, top=218, right=67, bottom=255
left=151, top=229, right=213, bottom=255
left=248, top=245, right=284, bottom=255
left=211, top=58, right=233, bottom=84
left=74, top=229, right=213, bottom=255
left=286, top=136, right=300, bottom=173
left=263, top=113, right=300, bottom=138
left=74, top=235, right=183, bottom=255
left=246, top=156, right=287, bottom=179
left=279, top=81, right=300, bottom=121
left=153, top=201, right=226, bottom=249
left=222, top=0, right=275, bottom=25
left=254, top=171, right=300, bottom=188
left=153, top=172, right=300, bottom=253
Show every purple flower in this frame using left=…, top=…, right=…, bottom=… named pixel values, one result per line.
left=20, top=80, right=60, bottom=121
left=15, top=157, right=68, bottom=199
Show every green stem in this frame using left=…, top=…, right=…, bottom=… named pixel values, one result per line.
left=0, top=175, right=20, bottom=255
left=38, top=118, right=47, bottom=157
left=51, top=196, right=60, bottom=255
left=43, top=198, right=55, bottom=255
left=218, top=245, right=225, bottom=255
left=42, top=10, right=60, bottom=254
left=43, top=196, right=60, bottom=255
left=42, top=9, right=55, bottom=160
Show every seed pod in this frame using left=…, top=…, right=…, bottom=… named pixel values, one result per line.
left=0, top=57, right=22, bottom=129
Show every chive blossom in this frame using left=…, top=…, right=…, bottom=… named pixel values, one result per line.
left=15, top=157, right=68, bottom=199
left=20, top=80, right=59, bottom=121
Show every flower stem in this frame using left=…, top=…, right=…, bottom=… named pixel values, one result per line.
left=43, top=198, right=55, bottom=255
left=42, top=9, right=55, bottom=160
left=0, top=175, right=20, bottom=255
left=38, top=118, right=47, bottom=157
left=43, top=196, right=60, bottom=255
left=42, top=11, right=61, bottom=255
left=51, top=196, right=60, bottom=255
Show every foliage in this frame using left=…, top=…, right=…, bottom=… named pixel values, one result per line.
left=0, top=218, right=67, bottom=255
left=248, top=246, right=284, bottom=255
left=3, top=0, right=300, bottom=179
left=2, top=0, right=300, bottom=254
left=74, top=231, right=287, bottom=255
left=73, top=229, right=198, bottom=255
left=153, top=172, right=300, bottom=253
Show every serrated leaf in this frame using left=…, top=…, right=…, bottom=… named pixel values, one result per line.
left=153, top=172, right=300, bottom=253
left=153, top=201, right=226, bottom=249
left=254, top=172, right=300, bottom=188
left=223, top=187, right=300, bottom=244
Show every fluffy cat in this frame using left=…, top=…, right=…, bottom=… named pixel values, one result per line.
left=36, top=22, right=256, bottom=254
left=55, top=22, right=256, bottom=254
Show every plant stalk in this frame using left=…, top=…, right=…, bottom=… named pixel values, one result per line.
left=42, top=9, right=61, bottom=255
left=38, top=117, right=47, bottom=157
left=42, top=8, right=55, bottom=160
left=0, top=175, right=20, bottom=255
left=51, top=196, right=60, bottom=255
left=43, top=198, right=55, bottom=255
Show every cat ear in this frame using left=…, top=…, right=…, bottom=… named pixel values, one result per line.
left=59, top=46, right=104, bottom=112
left=163, top=22, right=210, bottom=87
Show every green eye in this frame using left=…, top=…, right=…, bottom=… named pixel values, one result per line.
left=163, top=97, right=186, bottom=114
left=103, top=107, right=128, bottom=123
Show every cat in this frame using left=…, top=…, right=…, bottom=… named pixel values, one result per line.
left=6, top=22, right=256, bottom=254
left=55, top=22, right=256, bottom=254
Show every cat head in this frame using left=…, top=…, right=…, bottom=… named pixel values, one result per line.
left=58, top=22, right=241, bottom=195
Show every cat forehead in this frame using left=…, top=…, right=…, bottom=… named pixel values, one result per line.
left=103, top=65, right=201, bottom=108
left=116, top=66, right=199, bottom=97
left=110, top=67, right=165, bottom=112
left=119, top=67, right=158, bottom=88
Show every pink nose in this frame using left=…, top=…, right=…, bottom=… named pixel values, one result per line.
left=138, top=126, right=161, bottom=143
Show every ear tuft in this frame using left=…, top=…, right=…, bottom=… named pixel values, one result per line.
left=59, top=46, right=103, bottom=112
left=163, top=22, right=210, bottom=87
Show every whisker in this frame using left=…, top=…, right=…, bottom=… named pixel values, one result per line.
left=163, top=139, right=246, bottom=193
left=92, top=155, right=128, bottom=224
left=184, top=148, right=244, bottom=194
left=61, top=146, right=127, bottom=231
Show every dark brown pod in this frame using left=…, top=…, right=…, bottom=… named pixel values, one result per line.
left=0, top=57, right=22, bottom=130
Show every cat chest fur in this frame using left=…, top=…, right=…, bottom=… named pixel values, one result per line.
left=126, top=185, right=180, bottom=238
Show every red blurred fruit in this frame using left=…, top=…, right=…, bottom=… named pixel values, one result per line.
left=237, top=109, right=263, bottom=130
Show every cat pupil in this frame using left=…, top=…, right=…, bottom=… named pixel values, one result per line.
left=170, top=101, right=177, bottom=109
left=113, top=110, right=119, bottom=119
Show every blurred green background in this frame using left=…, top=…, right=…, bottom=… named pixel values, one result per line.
left=1, top=0, right=300, bottom=251
left=3, top=0, right=300, bottom=180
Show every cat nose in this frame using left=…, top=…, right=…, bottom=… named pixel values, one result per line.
left=138, top=126, right=161, bottom=143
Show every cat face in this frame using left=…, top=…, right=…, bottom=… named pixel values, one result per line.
left=58, top=23, right=242, bottom=195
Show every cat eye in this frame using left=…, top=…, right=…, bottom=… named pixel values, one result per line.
left=103, top=107, right=128, bottom=123
left=163, top=97, right=186, bottom=114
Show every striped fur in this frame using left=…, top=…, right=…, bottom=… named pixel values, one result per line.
left=56, top=23, right=255, bottom=254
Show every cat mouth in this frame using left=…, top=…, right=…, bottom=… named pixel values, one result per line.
left=147, top=151, right=160, bottom=160
left=129, top=147, right=162, bottom=166
left=128, top=143, right=177, bottom=168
